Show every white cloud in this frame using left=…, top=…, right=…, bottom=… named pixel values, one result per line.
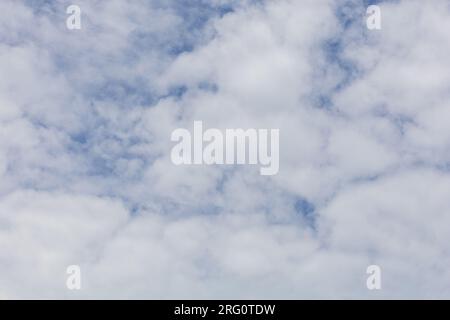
left=0, top=0, right=450, bottom=299
left=0, top=190, right=128, bottom=299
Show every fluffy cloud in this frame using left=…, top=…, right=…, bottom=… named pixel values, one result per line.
left=0, top=0, right=450, bottom=299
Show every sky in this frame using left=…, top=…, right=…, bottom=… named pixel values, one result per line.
left=0, top=0, right=450, bottom=299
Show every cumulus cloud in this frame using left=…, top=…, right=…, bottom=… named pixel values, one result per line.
left=0, top=0, right=450, bottom=299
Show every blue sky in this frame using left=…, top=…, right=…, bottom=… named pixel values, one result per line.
left=1, top=0, right=450, bottom=299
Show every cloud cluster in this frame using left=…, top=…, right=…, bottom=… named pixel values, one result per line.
left=0, top=0, right=450, bottom=298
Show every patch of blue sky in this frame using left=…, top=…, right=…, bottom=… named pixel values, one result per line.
left=23, top=0, right=60, bottom=15
left=310, top=0, right=372, bottom=110
left=89, top=78, right=156, bottom=107
left=151, top=0, right=237, bottom=56
left=294, top=197, right=316, bottom=230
